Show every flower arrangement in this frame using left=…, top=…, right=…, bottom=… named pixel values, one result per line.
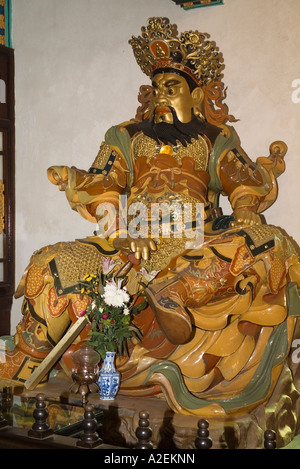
left=80, top=258, right=159, bottom=359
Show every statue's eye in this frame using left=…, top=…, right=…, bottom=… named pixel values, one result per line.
left=152, top=89, right=157, bottom=97
left=167, top=88, right=175, bottom=96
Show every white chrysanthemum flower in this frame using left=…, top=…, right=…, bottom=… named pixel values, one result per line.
left=123, top=307, right=130, bottom=315
left=103, top=279, right=130, bottom=307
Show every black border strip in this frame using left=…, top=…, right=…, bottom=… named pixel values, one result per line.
left=88, top=151, right=117, bottom=175
left=237, top=229, right=275, bottom=256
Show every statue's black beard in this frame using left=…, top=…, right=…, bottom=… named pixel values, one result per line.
left=135, top=108, right=207, bottom=147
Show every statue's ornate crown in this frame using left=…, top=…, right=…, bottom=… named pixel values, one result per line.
left=129, top=17, right=224, bottom=87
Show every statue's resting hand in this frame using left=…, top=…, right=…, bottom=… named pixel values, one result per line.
left=230, top=208, right=262, bottom=228
left=113, top=236, right=157, bottom=261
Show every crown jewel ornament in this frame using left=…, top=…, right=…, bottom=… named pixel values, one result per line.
left=129, top=17, right=224, bottom=86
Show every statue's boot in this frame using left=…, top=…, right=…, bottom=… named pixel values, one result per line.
left=145, top=276, right=194, bottom=344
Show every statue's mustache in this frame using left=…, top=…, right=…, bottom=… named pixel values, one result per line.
left=154, top=106, right=172, bottom=115
left=153, top=106, right=176, bottom=120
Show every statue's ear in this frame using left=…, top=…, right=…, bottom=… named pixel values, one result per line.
left=191, top=87, right=204, bottom=112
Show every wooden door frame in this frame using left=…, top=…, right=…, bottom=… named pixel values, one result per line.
left=0, top=44, right=15, bottom=335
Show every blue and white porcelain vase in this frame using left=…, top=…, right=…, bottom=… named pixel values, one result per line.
left=98, top=351, right=120, bottom=400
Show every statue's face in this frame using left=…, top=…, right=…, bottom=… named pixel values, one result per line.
left=152, top=72, right=198, bottom=124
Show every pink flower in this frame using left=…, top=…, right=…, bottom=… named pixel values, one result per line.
left=79, top=310, right=87, bottom=317
left=102, top=257, right=121, bottom=275
left=137, top=267, right=160, bottom=282
left=111, top=320, right=115, bottom=325
left=102, top=313, right=108, bottom=320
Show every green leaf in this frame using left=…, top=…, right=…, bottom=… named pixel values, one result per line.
left=98, top=346, right=106, bottom=360
left=89, top=331, right=105, bottom=339
left=132, top=299, right=148, bottom=314
left=107, top=341, right=117, bottom=353
left=120, top=276, right=128, bottom=287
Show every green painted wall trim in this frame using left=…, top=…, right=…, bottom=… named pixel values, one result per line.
left=5, top=0, right=12, bottom=47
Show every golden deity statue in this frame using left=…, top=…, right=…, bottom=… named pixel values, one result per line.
left=1, top=18, right=300, bottom=432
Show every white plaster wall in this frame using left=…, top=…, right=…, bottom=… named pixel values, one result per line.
left=11, top=0, right=300, bottom=332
